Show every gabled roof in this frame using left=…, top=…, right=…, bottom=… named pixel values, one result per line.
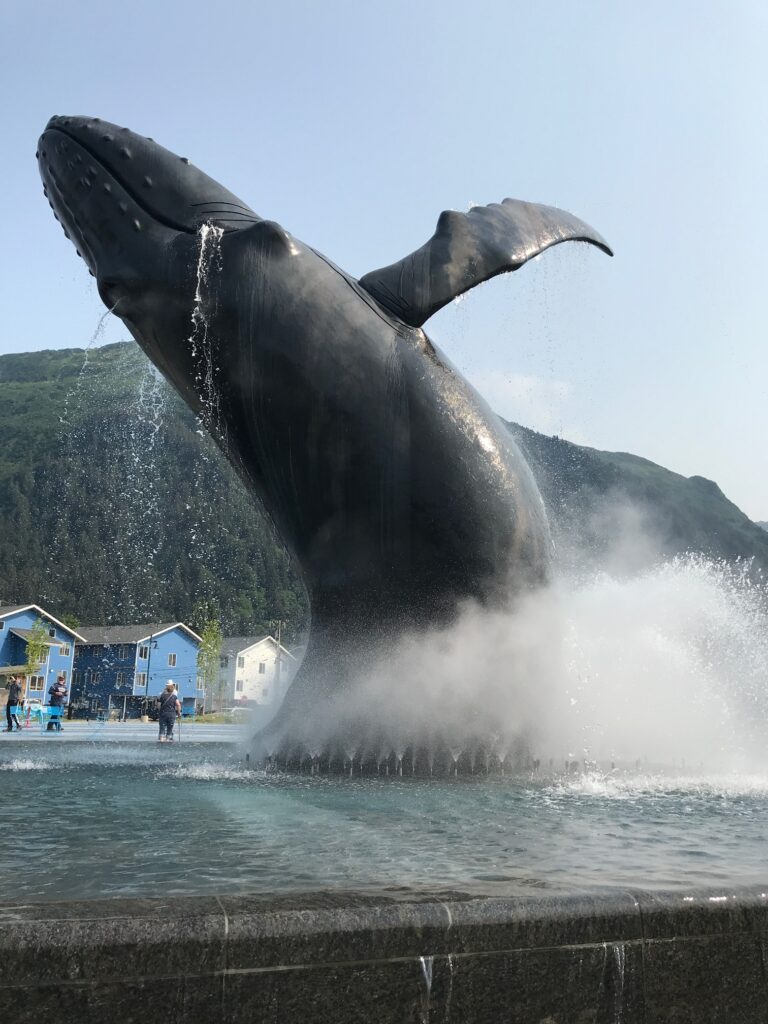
left=221, top=635, right=296, bottom=661
left=220, top=636, right=262, bottom=659
left=10, top=628, right=63, bottom=646
left=0, top=605, right=26, bottom=617
left=0, top=605, right=85, bottom=642
left=76, top=622, right=202, bottom=646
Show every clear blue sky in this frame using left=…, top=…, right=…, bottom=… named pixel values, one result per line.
left=3, top=0, right=767, bottom=517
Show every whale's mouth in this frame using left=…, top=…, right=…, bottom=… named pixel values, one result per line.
left=38, top=114, right=260, bottom=278
left=43, top=127, right=199, bottom=235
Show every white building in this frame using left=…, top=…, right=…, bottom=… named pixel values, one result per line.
left=217, top=635, right=298, bottom=708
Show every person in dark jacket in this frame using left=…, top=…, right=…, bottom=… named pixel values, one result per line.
left=157, top=681, right=181, bottom=742
left=47, top=675, right=68, bottom=732
left=4, top=675, right=23, bottom=732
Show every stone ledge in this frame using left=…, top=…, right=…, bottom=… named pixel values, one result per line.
left=1, top=887, right=767, bottom=1023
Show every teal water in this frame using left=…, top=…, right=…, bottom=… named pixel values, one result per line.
left=2, top=742, right=766, bottom=902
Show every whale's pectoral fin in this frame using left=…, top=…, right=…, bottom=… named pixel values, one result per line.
left=358, top=198, right=613, bottom=327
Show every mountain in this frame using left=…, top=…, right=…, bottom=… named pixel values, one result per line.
left=507, top=423, right=768, bottom=575
left=0, top=343, right=306, bottom=638
left=0, top=342, right=763, bottom=636
left=757, top=522, right=768, bottom=532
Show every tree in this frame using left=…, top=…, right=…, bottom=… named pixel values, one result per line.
left=24, top=618, right=50, bottom=679
left=197, top=619, right=223, bottom=713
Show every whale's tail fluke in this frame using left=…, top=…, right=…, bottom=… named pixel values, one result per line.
left=358, top=197, right=612, bottom=327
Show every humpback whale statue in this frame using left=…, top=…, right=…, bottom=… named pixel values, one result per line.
left=38, top=115, right=612, bottom=753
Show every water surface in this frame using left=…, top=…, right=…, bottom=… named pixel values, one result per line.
left=2, top=742, right=766, bottom=901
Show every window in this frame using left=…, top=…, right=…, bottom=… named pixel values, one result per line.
left=138, top=645, right=149, bottom=660
left=84, top=669, right=92, bottom=684
left=72, top=671, right=80, bottom=685
left=118, top=645, right=129, bottom=660
left=59, top=670, right=68, bottom=682
left=0, top=621, right=5, bottom=629
left=235, top=679, right=244, bottom=693
left=48, top=627, right=56, bottom=638
left=94, top=671, right=101, bottom=684
left=116, top=672, right=125, bottom=686
left=136, top=672, right=147, bottom=687
left=219, top=656, right=229, bottom=668
left=29, top=675, right=44, bottom=691
left=258, top=662, right=266, bottom=675
left=237, top=656, right=245, bottom=669
left=168, top=653, right=177, bottom=667
left=262, top=688, right=269, bottom=699
left=60, top=643, right=71, bottom=657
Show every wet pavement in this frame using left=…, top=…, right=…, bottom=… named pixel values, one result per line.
left=0, top=720, right=246, bottom=743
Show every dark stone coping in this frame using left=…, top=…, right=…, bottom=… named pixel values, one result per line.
left=2, top=886, right=768, bottom=1022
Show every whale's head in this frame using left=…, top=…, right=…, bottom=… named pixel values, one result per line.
left=38, top=115, right=260, bottom=311
left=38, top=114, right=262, bottom=391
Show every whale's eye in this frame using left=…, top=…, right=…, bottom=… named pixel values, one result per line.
left=97, top=278, right=123, bottom=308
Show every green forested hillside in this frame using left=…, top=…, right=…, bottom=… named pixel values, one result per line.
left=508, top=423, right=768, bottom=573
left=0, top=343, right=306, bottom=637
left=0, top=342, right=764, bottom=637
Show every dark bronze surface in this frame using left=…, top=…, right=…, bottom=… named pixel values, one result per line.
left=38, top=116, right=611, bottom=750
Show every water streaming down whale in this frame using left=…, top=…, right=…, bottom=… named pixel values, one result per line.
left=37, top=115, right=612, bottom=754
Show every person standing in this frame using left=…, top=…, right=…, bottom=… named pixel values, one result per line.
left=47, top=674, right=68, bottom=732
left=157, top=681, right=181, bottom=743
left=4, top=675, right=23, bottom=732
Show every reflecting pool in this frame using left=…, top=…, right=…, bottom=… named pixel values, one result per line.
left=2, top=742, right=766, bottom=902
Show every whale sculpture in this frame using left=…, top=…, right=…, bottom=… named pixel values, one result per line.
left=38, top=115, right=612, bottom=753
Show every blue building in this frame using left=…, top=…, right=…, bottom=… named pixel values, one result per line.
left=72, top=622, right=203, bottom=717
left=0, top=604, right=82, bottom=705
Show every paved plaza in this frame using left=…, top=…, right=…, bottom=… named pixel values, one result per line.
left=0, top=721, right=246, bottom=743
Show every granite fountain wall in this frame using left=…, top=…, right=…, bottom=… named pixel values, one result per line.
left=2, top=886, right=767, bottom=1022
